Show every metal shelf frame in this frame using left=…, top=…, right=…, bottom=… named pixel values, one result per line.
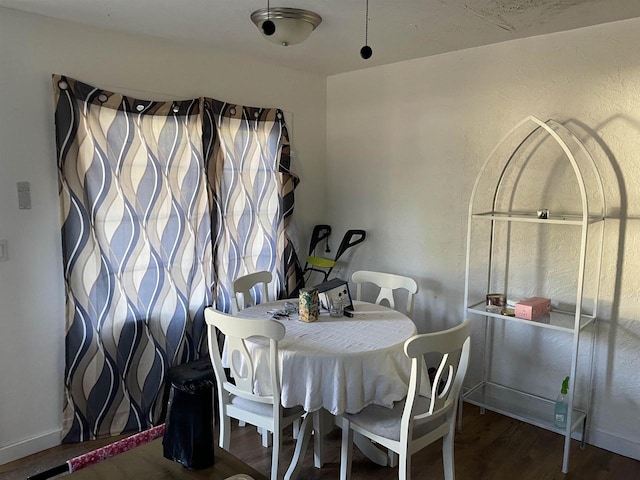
left=459, top=116, right=606, bottom=474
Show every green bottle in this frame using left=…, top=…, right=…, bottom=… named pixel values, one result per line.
left=554, top=376, right=570, bottom=428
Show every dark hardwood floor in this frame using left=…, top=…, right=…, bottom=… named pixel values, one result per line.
left=2, top=405, right=638, bottom=479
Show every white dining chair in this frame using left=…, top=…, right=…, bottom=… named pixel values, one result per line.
left=205, top=307, right=304, bottom=480
left=232, top=270, right=302, bottom=444
left=339, top=319, right=471, bottom=480
left=232, top=270, right=272, bottom=314
left=352, top=270, right=419, bottom=318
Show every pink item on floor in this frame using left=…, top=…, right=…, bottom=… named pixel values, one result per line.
left=27, top=424, right=165, bottom=480
left=68, top=423, right=165, bottom=472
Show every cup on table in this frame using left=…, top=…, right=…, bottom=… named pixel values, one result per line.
left=283, top=301, right=298, bottom=314
left=329, top=297, right=344, bottom=317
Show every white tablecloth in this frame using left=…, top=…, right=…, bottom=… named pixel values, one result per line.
left=236, top=300, right=418, bottom=415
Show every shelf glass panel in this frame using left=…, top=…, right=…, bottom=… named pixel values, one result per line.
left=471, top=211, right=604, bottom=225
left=463, top=382, right=586, bottom=435
left=467, top=301, right=595, bottom=332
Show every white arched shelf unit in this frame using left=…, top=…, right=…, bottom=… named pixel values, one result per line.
left=459, top=115, right=606, bottom=474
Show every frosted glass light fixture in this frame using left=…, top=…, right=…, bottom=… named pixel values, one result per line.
left=250, top=7, right=322, bottom=46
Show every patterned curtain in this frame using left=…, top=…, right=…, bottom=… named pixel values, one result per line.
left=53, top=75, right=213, bottom=441
left=202, top=99, right=303, bottom=313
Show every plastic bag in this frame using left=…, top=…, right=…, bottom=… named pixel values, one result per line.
left=162, top=357, right=215, bottom=469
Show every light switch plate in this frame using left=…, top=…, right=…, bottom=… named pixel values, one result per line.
left=17, top=181, right=31, bottom=209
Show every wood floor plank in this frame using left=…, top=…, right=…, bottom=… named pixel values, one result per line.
left=2, top=405, right=639, bottom=479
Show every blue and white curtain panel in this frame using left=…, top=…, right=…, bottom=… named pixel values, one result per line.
left=202, top=99, right=303, bottom=314
left=53, top=75, right=303, bottom=442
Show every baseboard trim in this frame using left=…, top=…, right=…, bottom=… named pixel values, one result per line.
left=0, top=429, right=62, bottom=466
left=586, top=427, right=640, bottom=461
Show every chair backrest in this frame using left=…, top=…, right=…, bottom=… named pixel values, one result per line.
left=401, top=320, right=471, bottom=438
left=352, top=270, right=419, bottom=317
left=205, top=307, right=285, bottom=408
left=232, top=270, right=273, bottom=313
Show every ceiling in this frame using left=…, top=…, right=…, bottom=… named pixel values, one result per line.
left=2, top=0, right=640, bottom=75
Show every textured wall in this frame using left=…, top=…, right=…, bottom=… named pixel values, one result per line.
left=327, top=18, right=640, bottom=459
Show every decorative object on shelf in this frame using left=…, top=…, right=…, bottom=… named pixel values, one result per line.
left=360, top=0, right=373, bottom=59
left=250, top=6, right=322, bottom=46
left=554, top=376, right=570, bottom=428
left=486, top=293, right=506, bottom=306
left=514, top=297, right=551, bottom=320
left=485, top=293, right=506, bottom=313
left=537, top=209, right=550, bottom=219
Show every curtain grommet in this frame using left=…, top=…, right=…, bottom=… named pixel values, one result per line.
left=98, top=93, right=108, bottom=103
left=58, top=80, right=69, bottom=90
left=136, top=104, right=145, bottom=112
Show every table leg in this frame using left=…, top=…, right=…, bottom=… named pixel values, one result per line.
left=284, top=413, right=313, bottom=480
left=313, top=410, right=324, bottom=468
left=353, top=432, right=388, bottom=466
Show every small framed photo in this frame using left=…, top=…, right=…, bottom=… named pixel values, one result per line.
left=313, top=278, right=354, bottom=314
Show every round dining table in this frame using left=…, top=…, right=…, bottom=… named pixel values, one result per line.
left=236, top=299, right=422, bottom=479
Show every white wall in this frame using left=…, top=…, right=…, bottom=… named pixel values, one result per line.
left=327, top=18, right=640, bottom=460
left=0, top=7, right=326, bottom=464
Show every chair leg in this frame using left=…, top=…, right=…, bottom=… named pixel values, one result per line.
left=271, top=430, right=281, bottom=480
left=239, top=420, right=246, bottom=427
left=260, top=427, right=272, bottom=447
left=399, top=450, right=410, bottom=480
left=292, top=418, right=301, bottom=439
left=220, top=411, right=231, bottom=450
left=388, top=450, right=399, bottom=467
left=443, top=432, right=455, bottom=480
left=339, top=419, right=354, bottom=480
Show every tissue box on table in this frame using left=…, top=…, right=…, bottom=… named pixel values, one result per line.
left=514, top=297, right=551, bottom=320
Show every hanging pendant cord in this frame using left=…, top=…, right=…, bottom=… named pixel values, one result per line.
left=364, top=0, right=369, bottom=45
left=267, top=0, right=270, bottom=20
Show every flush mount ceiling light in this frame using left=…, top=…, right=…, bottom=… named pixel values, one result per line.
left=250, top=7, right=322, bottom=46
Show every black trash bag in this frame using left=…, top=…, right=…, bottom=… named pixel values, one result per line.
left=163, top=357, right=216, bottom=469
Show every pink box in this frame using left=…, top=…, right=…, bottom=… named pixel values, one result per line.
left=514, top=297, right=551, bottom=320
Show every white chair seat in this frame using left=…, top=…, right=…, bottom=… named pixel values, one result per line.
left=230, top=395, right=304, bottom=418
left=343, top=397, right=444, bottom=442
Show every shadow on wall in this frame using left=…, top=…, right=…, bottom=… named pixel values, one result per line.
left=564, top=116, right=634, bottom=397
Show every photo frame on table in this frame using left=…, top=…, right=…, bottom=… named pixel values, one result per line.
left=313, top=278, right=354, bottom=316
